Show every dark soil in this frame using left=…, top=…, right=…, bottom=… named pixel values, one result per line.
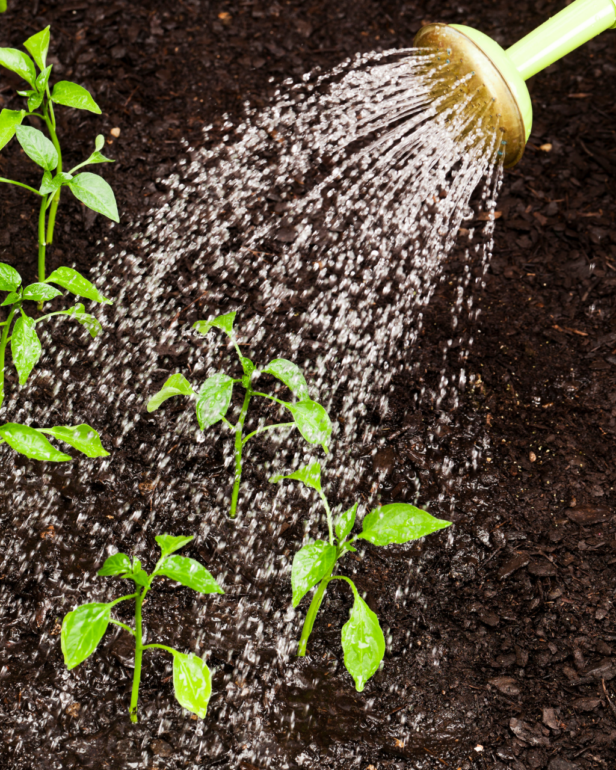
left=1, top=1, right=616, bottom=769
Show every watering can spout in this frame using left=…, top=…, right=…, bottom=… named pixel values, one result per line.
left=414, top=0, right=616, bottom=167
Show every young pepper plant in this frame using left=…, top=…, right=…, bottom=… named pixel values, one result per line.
left=62, top=534, right=224, bottom=723
left=0, top=261, right=111, bottom=410
left=147, top=311, right=332, bottom=518
left=271, top=462, right=452, bottom=692
left=0, top=421, right=108, bottom=461
left=0, top=27, right=119, bottom=284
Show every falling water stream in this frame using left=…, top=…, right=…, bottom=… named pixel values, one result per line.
left=0, top=48, right=504, bottom=768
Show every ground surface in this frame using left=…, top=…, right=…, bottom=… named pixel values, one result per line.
left=1, top=1, right=616, bottom=769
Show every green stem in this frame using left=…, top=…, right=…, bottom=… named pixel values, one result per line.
left=318, top=490, right=334, bottom=546
left=229, top=388, right=252, bottom=518
left=38, top=193, right=47, bottom=284
left=251, top=391, right=288, bottom=407
left=110, top=619, right=135, bottom=636
left=143, top=643, right=176, bottom=655
left=0, top=177, right=42, bottom=196
left=129, top=586, right=146, bottom=723
left=43, top=110, right=62, bottom=247
left=242, top=421, right=294, bottom=445
left=297, top=568, right=334, bottom=657
left=0, top=306, right=17, bottom=411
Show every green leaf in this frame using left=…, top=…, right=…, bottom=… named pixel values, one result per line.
left=22, top=282, right=62, bottom=302
left=15, top=125, right=58, bottom=171
left=335, top=502, right=358, bottom=542
left=0, top=109, right=26, bottom=151
left=0, top=262, right=21, bottom=292
left=56, top=303, right=102, bottom=339
left=11, top=313, right=41, bottom=385
left=155, top=534, right=195, bottom=558
left=147, top=373, right=196, bottom=412
left=1, top=291, right=20, bottom=306
left=341, top=580, right=385, bottom=692
left=51, top=81, right=101, bottom=114
left=24, top=27, right=51, bottom=70
left=157, top=555, right=223, bottom=594
left=95, top=134, right=104, bottom=151
left=0, top=422, right=71, bottom=461
left=83, top=150, right=114, bottom=166
left=39, top=171, right=72, bottom=197
left=240, top=355, right=255, bottom=388
left=0, top=1, right=6, bottom=13
left=38, top=424, right=109, bottom=458
left=195, top=373, right=234, bottom=429
left=0, top=48, right=36, bottom=86
left=35, top=64, right=52, bottom=92
left=291, top=540, right=337, bottom=607
left=358, top=504, right=452, bottom=547
left=68, top=172, right=119, bottom=222
left=262, top=358, right=310, bottom=400
left=192, top=311, right=236, bottom=338
left=97, top=552, right=132, bottom=577
left=61, top=602, right=111, bottom=670
left=27, top=90, right=43, bottom=112
left=172, top=652, right=212, bottom=719
left=285, top=400, right=332, bottom=452
left=46, top=266, right=112, bottom=304
left=270, top=461, right=322, bottom=492
left=130, top=569, right=150, bottom=587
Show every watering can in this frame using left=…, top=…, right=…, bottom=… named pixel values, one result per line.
left=415, top=0, right=616, bottom=167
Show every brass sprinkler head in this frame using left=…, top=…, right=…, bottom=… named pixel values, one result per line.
left=414, top=24, right=531, bottom=168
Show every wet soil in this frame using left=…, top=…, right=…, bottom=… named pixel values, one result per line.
left=1, top=1, right=616, bottom=769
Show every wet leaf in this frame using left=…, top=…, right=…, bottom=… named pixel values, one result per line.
left=157, top=555, right=223, bottom=594
left=0, top=423, right=71, bottom=461
left=22, top=282, right=62, bottom=302
left=46, top=267, right=112, bottom=304
left=97, top=553, right=132, bottom=577
left=240, top=355, right=255, bottom=387
left=341, top=580, right=385, bottom=692
left=286, top=399, right=331, bottom=451
left=155, top=534, right=194, bottom=558
left=39, top=424, right=109, bottom=458
left=193, top=311, right=236, bottom=338
left=11, top=313, right=41, bottom=385
left=262, top=358, right=310, bottom=400
left=335, top=502, right=358, bottom=542
left=27, top=90, right=43, bottom=112
left=62, top=603, right=111, bottom=669
left=60, top=303, right=103, bottom=338
left=51, top=81, right=101, bottom=113
left=195, top=373, right=234, bottom=429
left=39, top=171, right=72, bottom=197
left=35, top=64, right=52, bottom=93
left=270, top=461, right=322, bottom=492
left=0, top=48, right=36, bottom=86
left=358, top=504, right=451, bottom=546
left=68, top=172, right=119, bottom=222
left=172, top=652, right=212, bottom=718
left=0, top=109, right=26, bottom=151
left=1, top=291, right=20, bottom=306
left=0, top=262, right=21, bottom=292
left=15, top=125, right=58, bottom=171
left=147, top=373, right=196, bottom=412
left=291, top=540, right=337, bottom=607
left=24, top=27, right=50, bottom=70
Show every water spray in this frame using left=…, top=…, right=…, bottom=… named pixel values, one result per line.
left=415, top=0, right=616, bottom=167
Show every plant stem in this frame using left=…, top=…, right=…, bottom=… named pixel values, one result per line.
left=230, top=387, right=252, bottom=518
left=129, top=586, right=146, bottom=723
left=0, top=306, right=17, bottom=411
left=297, top=568, right=334, bottom=657
left=143, top=643, right=176, bottom=655
left=0, top=177, right=42, bottom=196
left=44, top=108, right=62, bottom=247
left=38, top=193, right=48, bottom=284
left=242, top=421, right=294, bottom=445
left=318, top=491, right=334, bottom=546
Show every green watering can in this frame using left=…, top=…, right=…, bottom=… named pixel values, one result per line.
left=415, top=0, right=616, bottom=167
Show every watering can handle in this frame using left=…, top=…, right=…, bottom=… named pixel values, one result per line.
left=506, top=0, right=616, bottom=80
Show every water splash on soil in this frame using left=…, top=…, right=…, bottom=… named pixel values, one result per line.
left=1, top=48, right=503, bottom=767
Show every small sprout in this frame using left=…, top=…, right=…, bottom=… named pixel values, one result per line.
left=271, top=463, right=451, bottom=691
left=147, top=311, right=332, bottom=518
left=62, top=535, right=224, bottom=723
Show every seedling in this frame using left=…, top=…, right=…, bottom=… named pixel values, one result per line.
left=62, top=534, right=224, bottom=723
left=0, top=261, right=111, bottom=411
left=0, top=27, right=119, bottom=284
left=271, top=462, right=452, bottom=691
left=0, top=421, right=108, bottom=460
left=148, top=311, right=332, bottom=518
